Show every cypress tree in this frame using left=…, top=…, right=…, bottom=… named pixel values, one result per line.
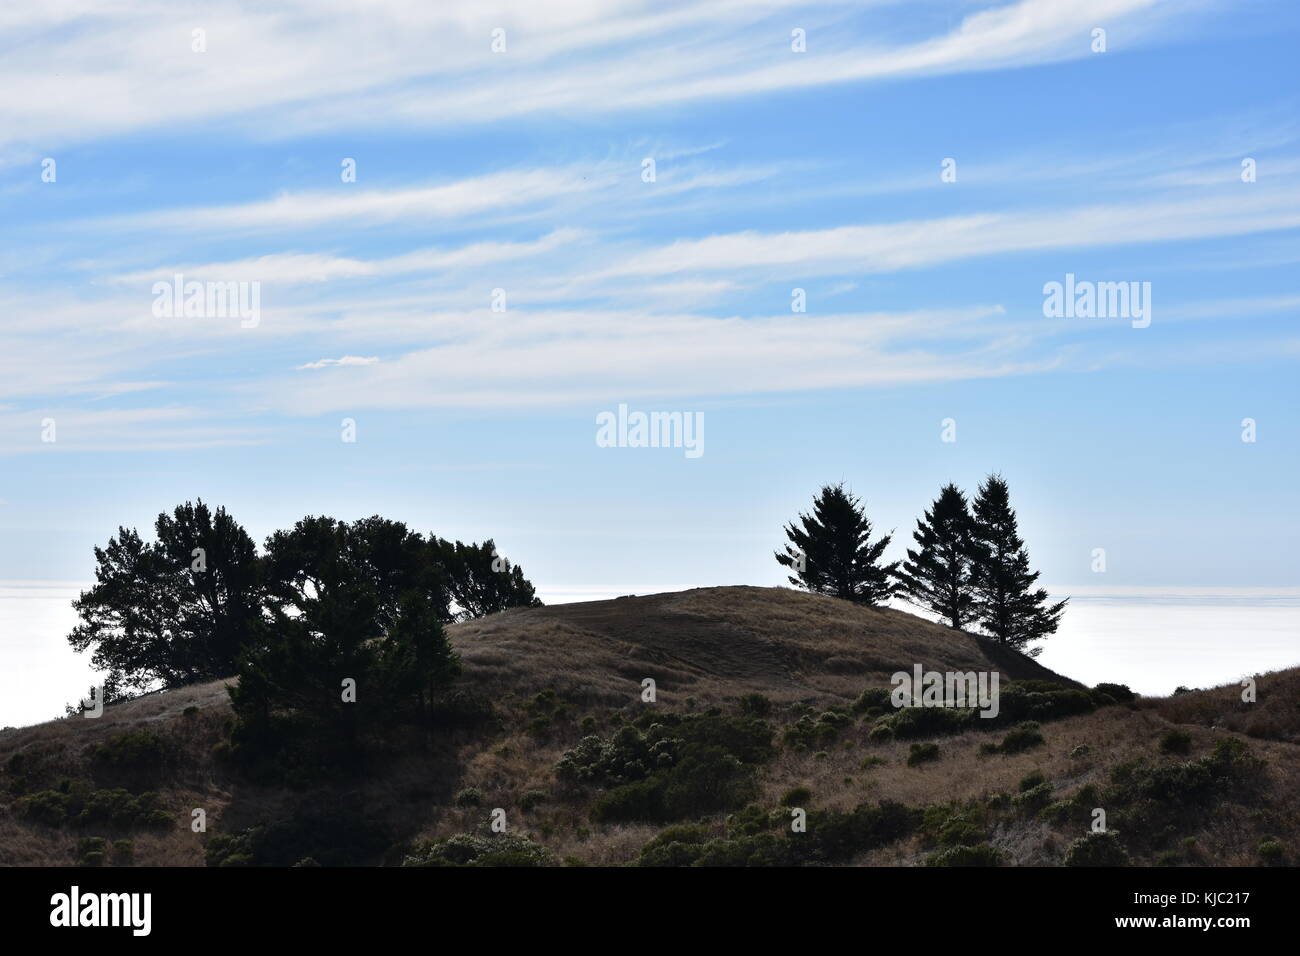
left=968, top=475, right=1066, bottom=652
left=775, top=483, right=898, bottom=607
left=895, top=483, right=976, bottom=629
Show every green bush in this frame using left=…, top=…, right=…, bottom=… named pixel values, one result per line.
left=1258, top=838, right=1285, bottom=864
left=1063, top=831, right=1129, bottom=866
left=852, top=687, right=893, bottom=714
left=77, top=837, right=107, bottom=867
left=403, top=833, right=553, bottom=867
left=1093, top=683, right=1135, bottom=704
left=568, top=712, right=772, bottom=823
left=1012, top=782, right=1054, bottom=814
left=111, top=839, right=134, bottom=866
left=781, top=786, right=811, bottom=807
left=519, top=790, right=546, bottom=812
left=998, top=723, right=1045, bottom=754
left=925, top=843, right=1002, bottom=867
left=1019, top=770, right=1047, bottom=792
left=907, top=742, right=940, bottom=766
left=454, top=787, right=483, bottom=808
left=738, top=693, right=773, bottom=717
left=784, top=710, right=853, bottom=750
left=1158, top=729, right=1192, bottom=755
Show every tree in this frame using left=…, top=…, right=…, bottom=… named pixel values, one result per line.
left=775, top=483, right=898, bottom=607
left=968, top=475, right=1066, bottom=652
left=67, top=501, right=261, bottom=693
left=895, top=483, right=977, bottom=629
left=432, top=537, right=542, bottom=622
left=230, top=516, right=460, bottom=764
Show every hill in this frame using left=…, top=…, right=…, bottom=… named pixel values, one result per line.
left=1, top=586, right=1296, bottom=867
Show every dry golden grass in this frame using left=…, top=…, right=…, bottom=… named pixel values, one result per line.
left=2, top=586, right=1296, bottom=867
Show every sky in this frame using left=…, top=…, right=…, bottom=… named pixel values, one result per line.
left=1, top=0, right=1298, bottom=618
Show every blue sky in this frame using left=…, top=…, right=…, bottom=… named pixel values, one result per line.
left=1, top=0, right=1298, bottom=603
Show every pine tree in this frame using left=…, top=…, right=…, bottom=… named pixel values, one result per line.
left=968, top=475, right=1066, bottom=652
left=775, top=483, right=898, bottom=607
left=895, top=483, right=976, bottom=629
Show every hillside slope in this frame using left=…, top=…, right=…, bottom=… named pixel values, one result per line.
left=1, top=586, right=1296, bottom=868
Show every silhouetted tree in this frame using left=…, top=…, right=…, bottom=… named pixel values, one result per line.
left=896, top=483, right=977, bottom=629
left=775, top=483, right=898, bottom=607
left=968, top=475, right=1066, bottom=652
left=432, top=537, right=542, bottom=622
left=230, top=516, right=460, bottom=763
left=67, top=501, right=261, bottom=693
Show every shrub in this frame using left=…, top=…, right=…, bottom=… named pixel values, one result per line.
left=925, top=843, right=1002, bottom=867
left=1258, top=838, right=1285, bottom=864
left=519, top=790, right=546, bottom=812
left=1063, top=831, right=1129, bottom=867
left=1012, top=782, right=1054, bottom=814
left=852, top=687, right=893, bottom=714
left=738, top=693, right=773, bottom=717
left=111, top=839, right=134, bottom=866
left=781, top=786, right=811, bottom=807
left=454, top=787, right=483, bottom=808
left=77, top=837, right=107, bottom=867
left=567, top=712, right=772, bottom=823
left=1093, top=683, right=1135, bottom=703
left=907, top=742, right=940, bottom=766
left=1158, top=729, right=1192, bottom=755
left=403, top=833, right=552, bottom=867
left=784, top=710, right=853, bottom=750
left=1019, top=770, right=1047, bottom=792
left=1070, top=744, right=1091, bottom=758
left=638, top=824, right=714, bottom=867
left=998, top=723, right=1045, bottom=754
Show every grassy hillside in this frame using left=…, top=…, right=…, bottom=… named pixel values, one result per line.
left=1, top=586, right=1296, bottom=867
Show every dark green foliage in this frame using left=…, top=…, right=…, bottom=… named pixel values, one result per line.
left=784, top=709, right=853, bottom=749
left=563, top=713, right=773, bottom=824
left=636, top=799, right=920, bottom=867
left=738, top=693, right=772, bottom=717
left=15, top=783, right=173, bottom=831
left=111, top=839, right=134, bottom=866
left=876, top=705, right=975, bottom=740
left=907, top=742, right=940, bottom=766
left=1040, top=784, right=1100, bottom=826
left=205, top=797, right=388, bottom=867
left=403, top=833, right=553, bottom=867
left=1093, top=682, right=1135, bottom=703
left=1018, top=770, right=1047, bottom=792
left=229, top=515, right=461, bottom=774
left=921, top=803, right=988, bottom=848
left=77, top=837, right=107, bottom=867
left=1258, top=838, right=1285, bottom=864
left=1159, top=729, right=1192, bottom=755
left=67, top=501, right=262, bottom=693
left=519, top=790, right=546, bottom=812
left=781, top=786, right=811, bottom=807
left=1013, top=782, right=1054, bottom=814
left=997, top=722, right=1046, bottom=754
left=925, top=843, right=1003, bottom=866
left=895, top=483, right=978, bottom=629
left=852, top=687, right=892, bottom=714
left=454, top=787, right=483, bottom=808
left=431, top=537, right=542, bottom=622
left=1063, top=831, right=1129, bottom=867
left=775, top=483, right=898, bottom=607
left=91, top=729, right=171, bottom=789
left=968, top=475, right=1066, bottom=651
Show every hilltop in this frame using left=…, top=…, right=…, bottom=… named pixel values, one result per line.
left=1, top=586, right=1296, bottom=867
